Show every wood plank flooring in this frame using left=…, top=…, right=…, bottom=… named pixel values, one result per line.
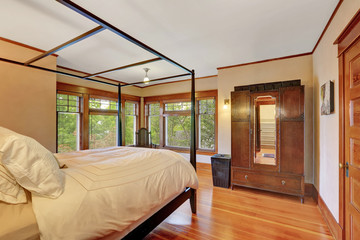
left=145, top=163, right=333, bottom=240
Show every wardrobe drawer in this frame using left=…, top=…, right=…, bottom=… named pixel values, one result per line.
left=232, top=169, right=303, bottom=194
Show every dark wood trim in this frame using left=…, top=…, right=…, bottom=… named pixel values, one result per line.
left=139, top=97, right=143, bottom=128
left=25, top=26, right=104, bottom=65
left=89, top=109, right=118, bottom=115
left=121, top=73, right=191, bottom=87
left=57, top=65, right=131, bottom=87
left=334, top=9, right=360, bottom=47
left=82, top=94, right=90, bottom=150
left=84, top=58, right=162, bottom=78
left=312, top=0, right=344, bottom=53
left=318, top=194, right=343, bottom=240
left=0, top=36, right=58, bottom=57
left=0, top=57, right=118, bottom=87
left=334, top=8, right=360, bottom=56
left=141, top=75, right=218, bottom=88
left=123, top=100, right=140, bottom=135
left=144, top=90, right=217, bottom=102
left=57, top=82, right=140, bottom=101
left=338, top=54, right=345, bottom=230
left=217, top=52, right=312, bottom=70
left=122, top=187, right=193, bottom=240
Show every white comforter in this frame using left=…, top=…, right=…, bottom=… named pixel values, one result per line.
left=31, top=147, right=198, bottom=240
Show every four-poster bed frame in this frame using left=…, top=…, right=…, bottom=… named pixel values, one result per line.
left=0, top=0, right=197, bottom=238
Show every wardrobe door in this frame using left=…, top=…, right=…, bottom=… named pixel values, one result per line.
left=280, top=86, right=304, bottom=175
left=231, top=91, right=251, bottom=168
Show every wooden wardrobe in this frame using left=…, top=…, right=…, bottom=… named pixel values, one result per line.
left=231, top=81, right=305, bottom=202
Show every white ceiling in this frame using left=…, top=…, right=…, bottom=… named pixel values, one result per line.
left=0, top=0, right=339, bottom=86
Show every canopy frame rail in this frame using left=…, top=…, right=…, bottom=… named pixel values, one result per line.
left=0, top=57, right=117, bottom=86
left=83, top=57, right=162, bottom=78
left=56, top=0, right=192, bottom=74
left=24, top=26, right=105, bottom=65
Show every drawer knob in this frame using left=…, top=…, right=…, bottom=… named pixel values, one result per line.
left=281, top=180, right=286, bottom=185
left=245, top=175, right=248, bottom=180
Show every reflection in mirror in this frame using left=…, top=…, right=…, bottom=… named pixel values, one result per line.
left=254, top=96, right=276, bottom=165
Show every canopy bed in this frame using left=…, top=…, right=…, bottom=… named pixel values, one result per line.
left=0, top=0, right=197, bottom=239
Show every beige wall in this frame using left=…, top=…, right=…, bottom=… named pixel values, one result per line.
left=313, top=0, right=360, bottom=223
left=217, top=55, right=314, bottom=183
left=0, top=40, right=57, bottom=152
left=260, top=104, right=276, bottom=122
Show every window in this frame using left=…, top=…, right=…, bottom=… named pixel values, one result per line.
left=165, top=102, right=191, bottom=111
left=56, top=93, right=80, bottom=153
left=89, top=97, right=118, bottom=149
left=198, top=98, right=215, bottom=150
left=147, top=103, right=160, bottom=145
left=89, top=98, right=117, bottom=110
left=144, top=91, right=217, bottom=153
left=164, top=101, right=191, bottom=148
left=125, top=102, right=138, bottom=146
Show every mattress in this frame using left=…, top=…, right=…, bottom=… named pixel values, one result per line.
left=0, top=191, right=39, bottom=240
left=32, top=147, right=198, bottom=239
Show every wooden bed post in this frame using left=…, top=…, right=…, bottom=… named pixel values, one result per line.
left=190, top=69, right=197, bottom=214
left=118, top=83, right=122, bottom=146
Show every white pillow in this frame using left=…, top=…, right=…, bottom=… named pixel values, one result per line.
left=0, top=152, right=27, bottom=204
left=0, top=127, right=65, bottom=198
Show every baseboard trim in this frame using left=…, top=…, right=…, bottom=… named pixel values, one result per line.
left=318, top=194, right=343, bottom=240
left=305, top=183, right=318, bottom=203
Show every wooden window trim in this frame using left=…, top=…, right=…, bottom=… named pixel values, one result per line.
left=56, top=92, right=82, bottom=153
left=145, top=101, right=160, bottom=127
left=89, top=110, right=118, bottom=116
left=124, top=101, right=139, bottom=145
left=198, top=98, right=216, bottom=152
left=57, top=90, right=82, bottom=98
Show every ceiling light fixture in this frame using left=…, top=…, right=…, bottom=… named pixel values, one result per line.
left=143, top=68, right=150, bottom=84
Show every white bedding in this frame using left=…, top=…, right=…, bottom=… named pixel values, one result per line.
left=31, top=147, right=198, bottom=240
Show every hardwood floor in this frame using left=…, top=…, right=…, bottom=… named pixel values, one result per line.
left=145, top=163, right=333, bottom=240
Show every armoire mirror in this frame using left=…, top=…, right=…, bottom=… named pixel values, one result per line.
left=253, top=96, right=276, bottom=166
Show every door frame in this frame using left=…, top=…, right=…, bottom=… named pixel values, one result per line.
left=334, top=8, right=360, bottom=239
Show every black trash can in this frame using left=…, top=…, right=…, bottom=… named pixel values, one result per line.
left=211, top=154, right=231, bottom=188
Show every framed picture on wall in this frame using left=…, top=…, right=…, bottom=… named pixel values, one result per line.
left=320, top=80, right=334, bottom=115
